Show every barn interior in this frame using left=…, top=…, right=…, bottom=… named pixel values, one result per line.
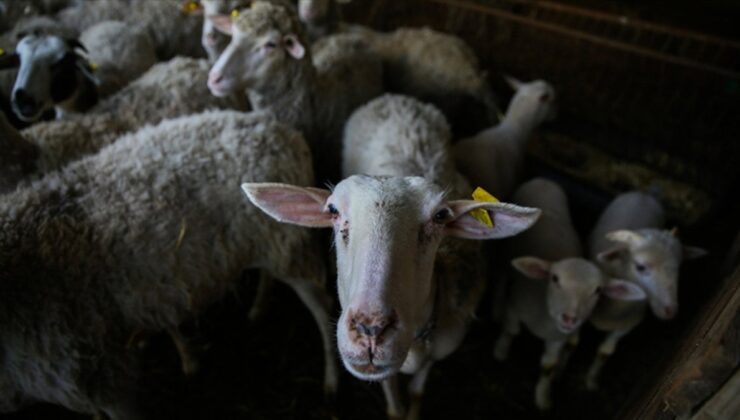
left=1, top=0, right=738, bottom=419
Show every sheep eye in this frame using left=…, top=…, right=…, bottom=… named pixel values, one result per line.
left=551, top=274, right=559, bottom=283
left=327, top=203, right=339, bottom=216
left=264, top=41, right=277, bottom=49
left=634, top=263, right=647, bottom=273
left=433, top=208, right=452, bottom=224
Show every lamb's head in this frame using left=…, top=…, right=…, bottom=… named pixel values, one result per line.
left=513, top=257, right=646, bottom=333
left=243, top=175, right=540, bottom=381
left=1, top=33, right=97, bottom=122
left=207, top=0, right=308, bottom=97
left=597, top=229, right=707, bottom=320
left=503, top=76, right=557, bottom=127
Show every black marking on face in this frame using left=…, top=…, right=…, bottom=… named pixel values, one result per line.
left=50, top=52, right=79, bottom=103
left=340, top=220, right=349, bottom=245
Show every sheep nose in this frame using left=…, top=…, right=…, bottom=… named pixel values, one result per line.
left=208, top=71, right=223, bottom=85
left=12, top=88, right=39, bottom=117
left=350, top=311, right=396, bottom=342
left=204, top=32, right=219, bottom=47
left=560, top=313, right=576, bottom=326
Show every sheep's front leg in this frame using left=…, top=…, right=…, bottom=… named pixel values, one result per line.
left=535, top=340, right=566, bottom=411
left=167, top=327, right=199, bottom=376
left=586, top=329, right=631, bottom=390
left=247, top=270, right=274, bottom=322
left=285, top=279, right=338, bottom=397
left=382, top=374, right=405, bottom=419
left=494, top=311, right=520, bottom=361
left=406, top=359, right=434, bottom=420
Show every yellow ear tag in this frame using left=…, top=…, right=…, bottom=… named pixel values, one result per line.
left=89, top=61, right=98, bottom=71
left=231, top=8, right=240, bottom=17
left=470, top=187, right=499, bottom=228
left=182, top=0, right=201, bottom=13
left=0, top=48, right=5, bottom=56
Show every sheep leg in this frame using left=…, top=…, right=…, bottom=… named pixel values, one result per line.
left=247, top=271, right=274, bottom=322
left=494, top=311, right=520, bottom=361
left=406, top=359, right=434, bottom=420
left=535, top=340, right=566, bottom=411
left=382, top=374, right=405, bottom=419
left=285, top=279, right=338, bottom=397
left=586, top=329, right=631, bottom=390
left=167, top=327, right=199, bottom=376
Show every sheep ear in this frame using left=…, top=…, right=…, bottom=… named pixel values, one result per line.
left=444, top=200, right=541, bottom=240
left=0, top=52, right=20, bottom=70
left=683, top=245, right=708, bottom=260
left=597, top=245, right=626, bottom=263
left=503, top=74, right=524, bottom=91
left=606, top=229, right=645, bottom=247
left=241, top=183, right=332, bottom=228
left=283, top=34, right=305, bottom=59
left=511, top=257, right=551, bottom=280
left=210, top=14, right=233, bottom=35
left=602, top=279, right=646, bottom=301
left=65, top=38, right=87, bottom=53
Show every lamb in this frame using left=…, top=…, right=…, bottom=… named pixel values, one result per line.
left=0, top=109, right=337, bottom=418
left=207, top=0, right=383, bottom=184
left=296, top=0, right=501, bottom=136
left=0, top=57, right=245, bottom=192
left=585, top=191, right=707, bottom=390
left=56, top=0, right=205, bottom=60
left=493, top=178, right=646, bottom=410
left=244, top=93, right=542, bottom=419
left=78, top=20, right=157, bottom=98
left=453, top=77, right=557, bottom=200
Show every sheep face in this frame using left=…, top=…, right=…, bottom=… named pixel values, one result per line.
left=513, top=257, right=646, bottom=333
left=597, top=229, right=706, bottom=320
left=242, top=175, right=541, bottom=381
left=504, top=77, right=558, bottom=126
left=10, top=34, right=96, bottom=122
left=200, top=0, right=252, bottom=63
left=207, top=1, right=307, bottom=97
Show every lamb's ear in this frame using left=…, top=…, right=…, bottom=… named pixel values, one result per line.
left=210, top=14, right=233, bottom=35
left=444, top=200, right=540, bottom=240
left=241, top=183, right=332, bottom=228
left=283, top=34, right=305, bottom=59
left=503, top=74, right=524, bottom=91
left=0, top=52, right=20, bottom=70
left=597, top=245, right=626, bottom=263
left=602, top=279, right=646, bottom=301
left=683, top=245, right=708, bottom=260
left=511, top=257, right=550, bottom=280
left=606, top=229, right=645, bottom=247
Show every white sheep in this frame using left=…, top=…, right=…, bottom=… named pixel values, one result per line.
left=0, top=109, right=337, bottom=418
left=207, top=0, right=383, bottom=183
left=453, top=77, right=557, bottom=200
left=585, top=191, right=707, bottom=390
left=295, top=0, right=501, bottom=136
left=494, top=178, right=645, bottom=410
left=56, top=0, right=205, bottom=60
left=245, top=93, right=541, bottom=419
left=79, top=20, right=157, bottom=98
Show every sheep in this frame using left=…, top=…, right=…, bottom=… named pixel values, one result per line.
left=1, top=32, right=98, bottom=122
left=0, top=56, right=246, bottom=192
left=493, top=178, right=646, bottom=410
left=453, top=77, right=557, bottom=200
left=295, top=0, right=501, bottom=136
left=78, top=20, right=157, bottom=98
left=0, top=109, right=337, bottom=418
left=194, top=0, right=261, bottom=63
left=207, top=0, right=383, bottom=184
left=244, top=93, right=542, bottom=419
left=585, top=191, right=707, bottom=390
left=56, top=0, right=205, bottom=60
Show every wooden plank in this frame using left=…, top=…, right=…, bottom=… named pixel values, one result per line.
left=692, top=368, right=740, bottom=420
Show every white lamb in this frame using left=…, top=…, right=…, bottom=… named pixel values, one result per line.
left=585, top=191, right=707, bottom=389
left=494, top=178, right=645, bottom=410
left=453, top=77, right=557, bottom=200
left=245, top=93, right=541, bottom=419
left=207, top=0, right=383, bottom=183
left=0, top=110, right=337, bottom=419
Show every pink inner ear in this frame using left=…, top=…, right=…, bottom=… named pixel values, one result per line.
left=209, top=14, right=233, bottom=35
left=512, top=257, right=550, bottom=280
left=283, top=34, right=305, bottom=59
left=242, top=183, right=332, bottom=228
left=602, top=279, right=646, bottom=301
left=598, top=246, right=624, bottom=263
